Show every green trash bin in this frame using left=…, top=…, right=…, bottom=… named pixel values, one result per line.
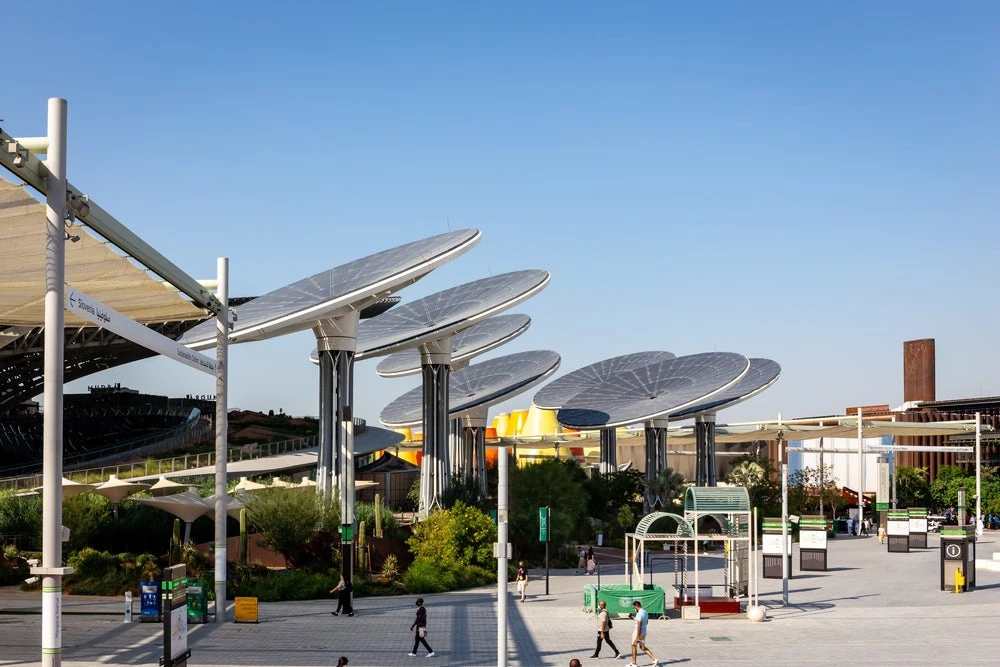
left=187, top=581, right=208, bottom=624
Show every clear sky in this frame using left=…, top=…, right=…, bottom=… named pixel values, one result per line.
left=4, top=1, right=998, bottom=426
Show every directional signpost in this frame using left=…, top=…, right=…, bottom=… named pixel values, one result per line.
left=66, top=286, right=216, bottom=375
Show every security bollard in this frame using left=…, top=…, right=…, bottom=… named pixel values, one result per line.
left=124, top=591, right=133, bottom=623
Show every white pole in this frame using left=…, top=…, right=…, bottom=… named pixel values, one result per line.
left=779, top=412, right=788, bottom=606
left=214, top=257, right=229, bottom=622
left=857, top=408, right=864, bottom=536
left=752, top=507, right=758, bottom=606
left=976, top=412, right=982, bottom=529
left=497, top=445, right=508, bottom=667
left=39, top=97, right=68, bottom=667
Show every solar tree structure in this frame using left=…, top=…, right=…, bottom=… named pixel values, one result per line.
left=667, top=358, right=781, bottom=486
left=375, top=313, right=531, bottom=493
left=342, top=269, right=550, bottom=516
left=380, top=350, right=560, bottom=495
left=556, top=352, right=751, bottom=512
left=180, top=229, right=482, bottom=600
left=533, top=352, right=676, bottom=473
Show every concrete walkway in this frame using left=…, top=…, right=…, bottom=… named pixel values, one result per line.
left=3, top=533, right=1000, bottom=665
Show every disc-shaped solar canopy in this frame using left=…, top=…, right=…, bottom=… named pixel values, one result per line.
left=533, top=351, right=676, bottom=410
left=375, top=314, right=531, bottom=378
left=179, top=229, right=481, bottom=350
left=380, top=350, right=561, bottom=428
left=354, top=270, right=550, bottom=361
left=557, top=352, right=750, bottom=429
left=668, top=358, right=781, bottom=420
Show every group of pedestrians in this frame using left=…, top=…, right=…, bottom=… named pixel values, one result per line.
left=331, top=563, right=664, bottom=665
left=576, top=599, right=660, bottom=667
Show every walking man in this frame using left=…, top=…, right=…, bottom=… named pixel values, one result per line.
left=627, top=600, right=659, bottom=667
left=408, top=598, right=435, bottom=657
left=590, top=600, right=621, bottom=659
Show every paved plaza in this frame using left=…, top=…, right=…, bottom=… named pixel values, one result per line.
left=3, top=533, right=1000, bottom=666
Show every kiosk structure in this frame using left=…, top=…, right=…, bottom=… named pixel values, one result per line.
left=624, top=487, right=751, bottom=619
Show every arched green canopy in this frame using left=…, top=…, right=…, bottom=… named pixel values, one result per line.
left=633, top=511, right=694, bottom=538
left=683, top=486, right=750, bottom=514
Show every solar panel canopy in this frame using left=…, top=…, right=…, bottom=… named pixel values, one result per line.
left=375, top=313, right=531, bottom=377
left=557, top=352, right=750, bottom=429
left=380, top=350, right=561, bottom=428
left=354, top=269, right=550, bottom=360
left=532, top=351, right=676, bottom=410
left=668, top=357, right=781, bottom=420
left=179, top=229, right=481, bottom=349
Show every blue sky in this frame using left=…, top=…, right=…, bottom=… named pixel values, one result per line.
left=4, top=2, right=998, bottom=426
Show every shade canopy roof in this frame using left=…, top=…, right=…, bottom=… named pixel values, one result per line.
left=0, top=177, right=206, bottom=327
left=375, top=313, right=531, bottom=377
left=132, top=491, right=209, bottom=523
left=557, top=352, right=751, bottom=429
left=380, top=350, right=561, bottom=428
left=92, top=474, right=150, bottom=503
left=31, top=477, right=96, bottom=499
left=353, top=270, right=550, bottom=360
left=533, top=351, right=677, bottom=410
left=148, top=476, right=187, bottom=496
left=180, top=229, right=481, bottom=350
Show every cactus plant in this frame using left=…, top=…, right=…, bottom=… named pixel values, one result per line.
left=239, top=508, right=248, bottom=565
left=374, top=493, right=383, bottom=538
left=358, top=520, right=367, bottom=575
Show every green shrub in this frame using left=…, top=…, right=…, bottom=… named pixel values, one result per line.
left=403, top=558, right=454, bottom=593
left=355, top=501, right=398, bottom=536
left=227, top=568, right=337, bottom=602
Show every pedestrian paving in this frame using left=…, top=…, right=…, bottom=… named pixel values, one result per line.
left=2, top=533, right=1000, bottom=665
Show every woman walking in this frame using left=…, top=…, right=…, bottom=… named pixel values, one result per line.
left=408, top=598, right=435, bottom=658
left=515, top=561, right=528, bottom=603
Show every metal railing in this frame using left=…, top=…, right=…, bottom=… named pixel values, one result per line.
left=0, top=433, right=317, bottom=491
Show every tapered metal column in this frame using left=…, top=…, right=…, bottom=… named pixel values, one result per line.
left=449, top=417, right=464, bottom=477
left=461, top=406, right=489, bottom=495
left=317, top=352, right=334, bottom=500
left=419, top=338, right=452, bottom=517
left=644, top=419, right=668, bottom=511
left=35, top=97, right=71, bottom=667
left=599, top=427, right=617, bottom=474
left=695, top=413, right=717, bottom=486
left=213, top=257, right=229, bottom=622
left=313, top=315, right=358, bottom=603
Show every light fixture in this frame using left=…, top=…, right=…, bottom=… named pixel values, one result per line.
left=6, top=141, right=27, bottom=167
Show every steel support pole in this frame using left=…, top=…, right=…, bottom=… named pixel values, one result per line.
left=599, top=427, right=617, bottom=474
left=976, top=412, right=982, bottom=529
left=778, top=414, right=788, bottom=606
left=213, top=257, right=229, bottom=622
left=857, top=408, right=864, bottom=536
left=37, top=97, right=69, bottom=667
left=497, top=444, right=509, bottom=667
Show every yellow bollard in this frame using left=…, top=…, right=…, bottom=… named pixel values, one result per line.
left=955, top=567, right=964, bottom=593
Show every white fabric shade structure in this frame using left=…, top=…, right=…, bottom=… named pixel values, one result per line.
left=269, top=477, right=294, bottom=488
left=131, top=491, right=210, bottom=544
left=31, top=477, right=96, bottom=499
left=92, top=474, right=150, bottom=503
left=0, top=177, right=206, bottom=326
left=233, top=476, right=268, bottom=493
left=148, top=476, right=187, bottom=496
left=204, top=493, right=243, bottom=520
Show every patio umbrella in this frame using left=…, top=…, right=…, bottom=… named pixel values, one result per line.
left=148, top=476, right=186, bottom=497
